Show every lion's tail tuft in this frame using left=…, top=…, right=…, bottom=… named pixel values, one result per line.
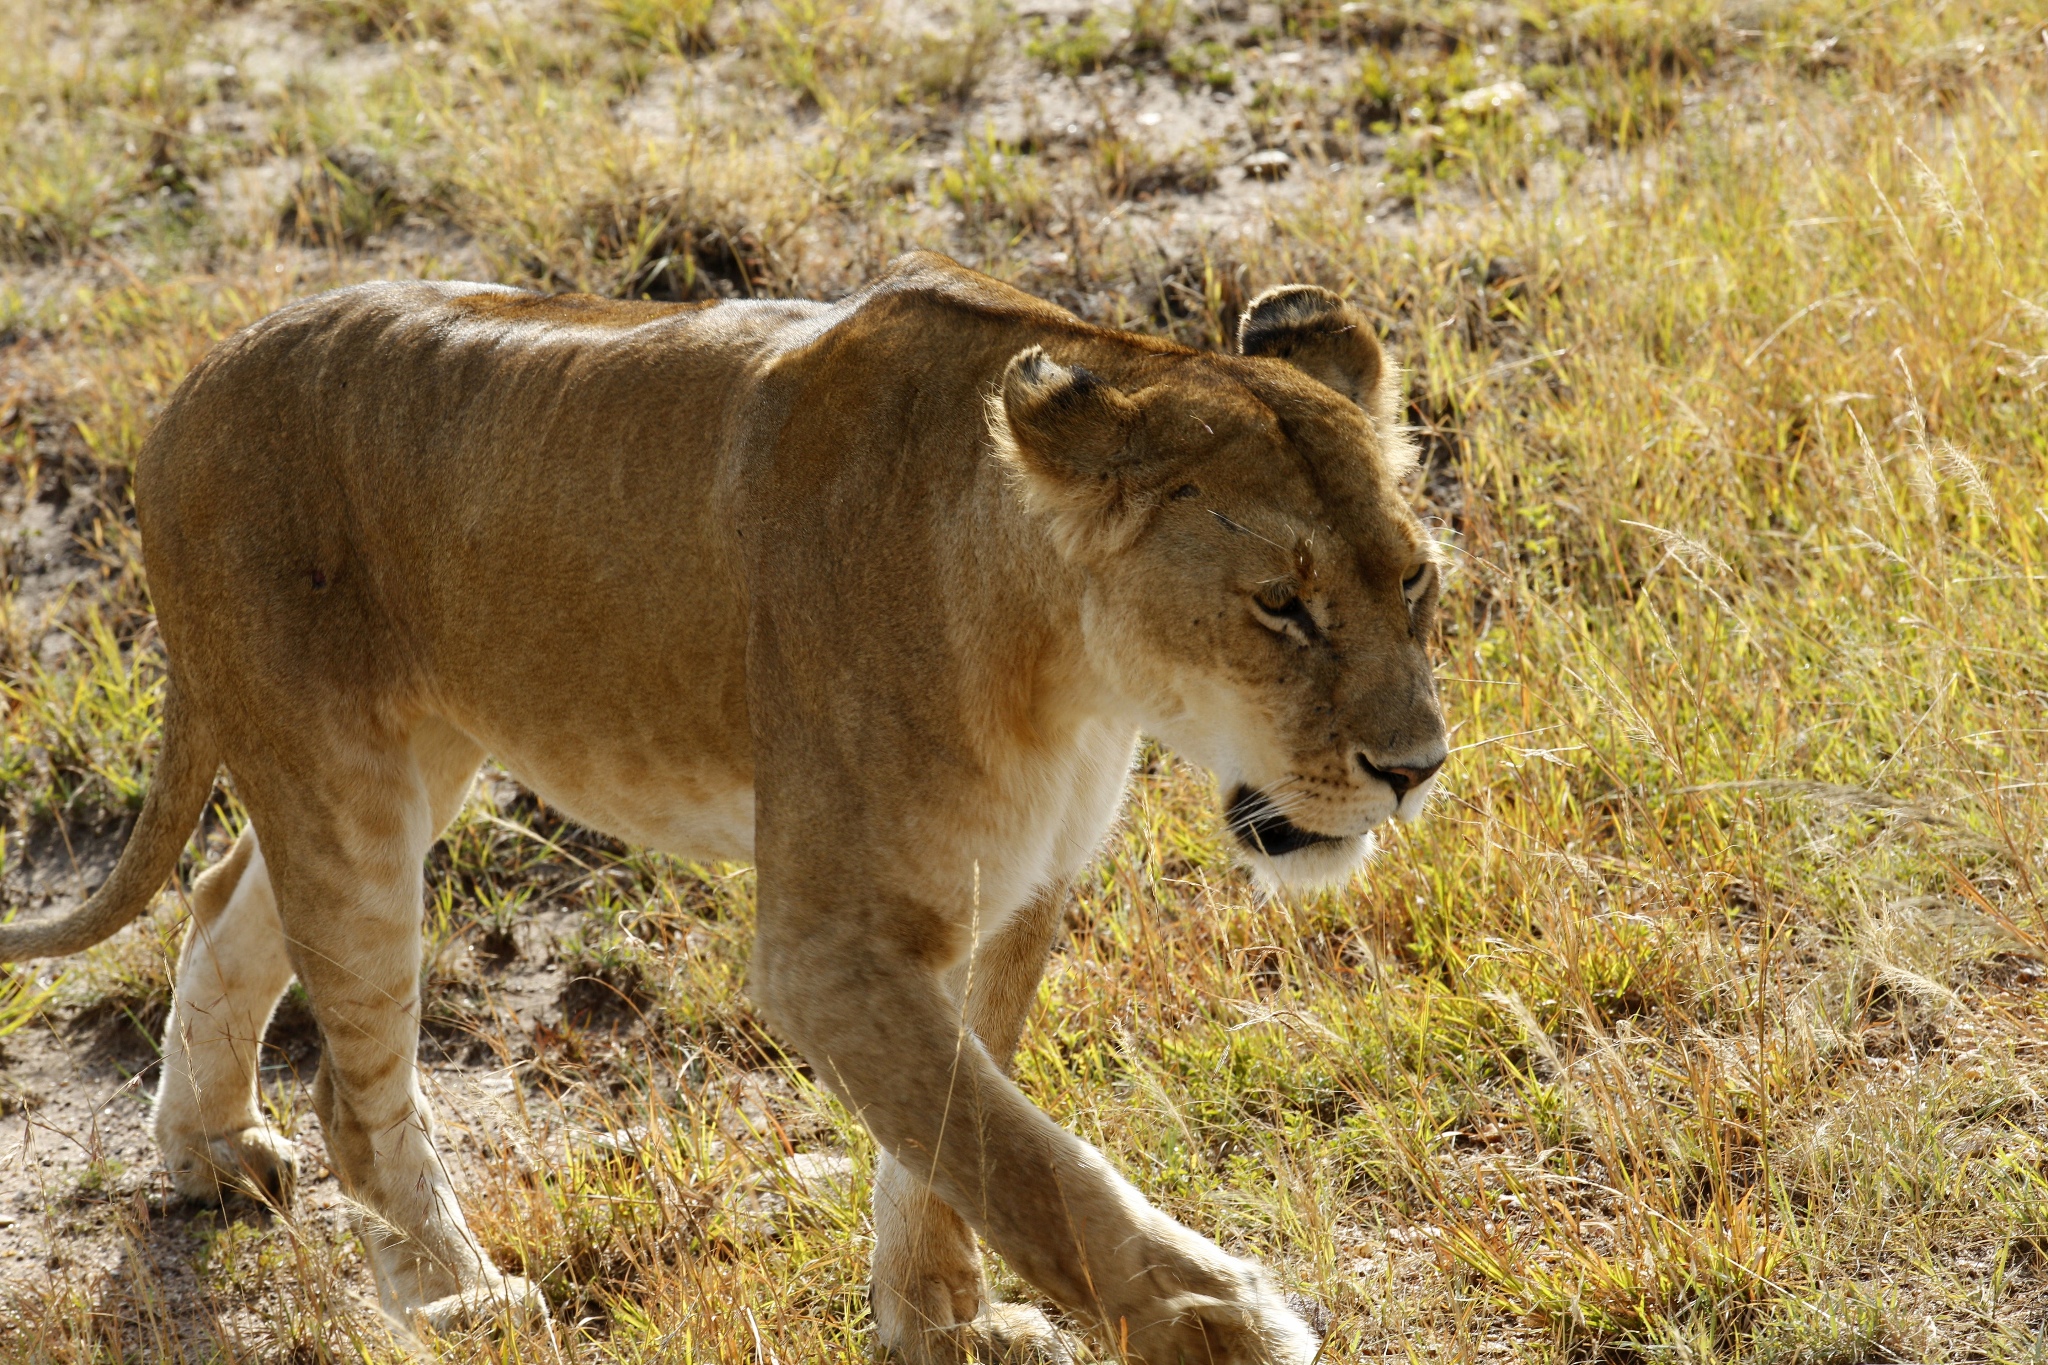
left=0, top=681, right=218, bottom=961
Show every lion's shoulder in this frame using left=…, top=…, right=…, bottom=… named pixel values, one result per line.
left=780, top=253, right=1192, bottom=376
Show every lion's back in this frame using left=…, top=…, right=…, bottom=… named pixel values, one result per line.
left=134, top=281, right=827, bottom=709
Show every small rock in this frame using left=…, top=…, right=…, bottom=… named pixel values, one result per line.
left=1284, top=1291, right=1331, bottom=1337
left=36, top=632, right=74, bottom=667
left=1451, top=80, right=1528, bottom=116
left=178, top=60, right=240, bottom=94
left=585, top=1125, right=651, bottom=1163
left=1483, top=255, right=1525, bottom=287
left=780, top=1151, right=855, bottom=1195
left=1242, top=149, right=1294, bottom=181
left=727, top=1151, right=857, bottom=1228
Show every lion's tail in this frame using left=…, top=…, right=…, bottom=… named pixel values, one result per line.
left=0, top=681, right=219, bottom=962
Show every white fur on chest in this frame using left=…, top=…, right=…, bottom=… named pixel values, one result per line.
left=954, top=721, right=1140, bottom=944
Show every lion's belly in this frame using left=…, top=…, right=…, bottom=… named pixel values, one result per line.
left=483, top=718, right=1135, bottom=921
left=494, top=744, right=757, bottom=863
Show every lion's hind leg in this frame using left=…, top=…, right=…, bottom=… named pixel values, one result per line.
left=251, top=721, right=544, bottom=1336
left=154, top=826, right=302, bottom=1204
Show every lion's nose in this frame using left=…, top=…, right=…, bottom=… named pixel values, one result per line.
left=1358, top=753, right=1444, bottom=796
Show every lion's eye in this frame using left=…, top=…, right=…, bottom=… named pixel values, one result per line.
left=1403, top=564, right=1432, bottom=601
left=1255, top=582, right=1299, bottom=614
left=1252, top=582, right=1318, bottom=639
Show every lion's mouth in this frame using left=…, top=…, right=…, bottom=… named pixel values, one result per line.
left=1225, top=786, right=1348, bottom=857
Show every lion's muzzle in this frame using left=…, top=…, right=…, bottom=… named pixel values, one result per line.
left=1356, top=753, right=1443, bottom=799
left=1224, top=785, right=1348, bottom=857
left=1359, top=745, right=1449, bottom=823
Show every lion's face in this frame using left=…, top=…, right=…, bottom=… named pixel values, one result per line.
left=996, top=287, right=1447, bottom=889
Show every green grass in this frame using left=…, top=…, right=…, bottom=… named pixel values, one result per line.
left=1, top=0, right=2046, bottom=1358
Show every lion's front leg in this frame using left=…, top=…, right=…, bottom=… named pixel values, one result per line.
left=754, top=881, right=1317, bottom=1365
left=875, top=1151, right=1075, bottom=1363
left=872, top=887, right=1073, bottom=1364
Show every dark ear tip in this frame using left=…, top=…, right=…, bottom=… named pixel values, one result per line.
left=1237, top=285, right=1384, bottom=404
left=1237, top=285, right=1347, bottom=355
left=1005, top=345, right=1054, bottom=389
left=1002, top=347, right=1116, bottom=415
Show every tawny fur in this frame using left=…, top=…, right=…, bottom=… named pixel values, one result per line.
left=0, top=253, right=1447, bottom=1362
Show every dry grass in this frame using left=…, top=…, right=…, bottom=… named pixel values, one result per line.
left=2, top=0, right=2047, bottom=1359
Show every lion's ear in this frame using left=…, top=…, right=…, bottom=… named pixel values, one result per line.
left=1237, top=285, right=1382, bottom=407
left=991, top=346, right=1147, bottom=556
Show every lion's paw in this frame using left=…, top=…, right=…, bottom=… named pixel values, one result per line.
left=409, top=1274, right=553, bottom=1340
left=166, top=1126, right=300, bottom=1206
left=1128, top=1283, right=1321, bottom=1365
left=962, top=1303, right=1075, bottom=1363
left=887, top=1302, right=1076, bottom=1364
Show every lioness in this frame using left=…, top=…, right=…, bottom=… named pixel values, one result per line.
left=0, top=253, right=1446, bottom=1362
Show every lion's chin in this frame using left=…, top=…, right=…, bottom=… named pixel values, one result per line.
left=1224, top=786, right=1379, bottom=893
left=1237, top=830, right=1377, bottom=892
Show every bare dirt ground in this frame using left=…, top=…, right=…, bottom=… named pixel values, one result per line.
left=0, top=796, right=867, bottom=1356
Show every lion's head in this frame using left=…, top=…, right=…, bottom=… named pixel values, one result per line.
left=992, top=285, right=1448, bottom=890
